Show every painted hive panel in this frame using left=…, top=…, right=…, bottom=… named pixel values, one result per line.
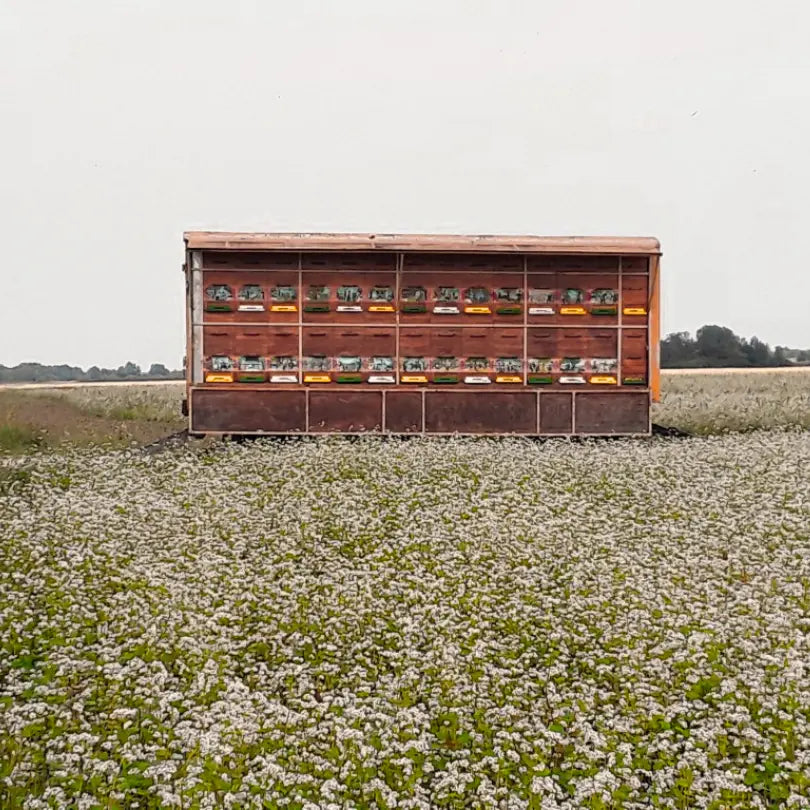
left=302, top=253, right=397, bottom=324
left=202, top=269, right=300, bottom=324
left=202, top=326, right=300, bottom=383
left=621, top=273, right=649, bottom=323
left=621, top=329, right=648, bottom=386
left=301, top=327, right=396, bottom=384
left=527, top=255, right=619, bottom=326
left=188, top=243, right=654, bottom=435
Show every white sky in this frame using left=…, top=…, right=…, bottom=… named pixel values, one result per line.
left=2, top=0, right=808, bottom=368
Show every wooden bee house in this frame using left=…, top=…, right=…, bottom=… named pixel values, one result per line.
left=183, top=232, right=661, bottom=436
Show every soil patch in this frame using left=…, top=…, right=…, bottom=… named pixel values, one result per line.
left=0, top=391, right=181, bottom=450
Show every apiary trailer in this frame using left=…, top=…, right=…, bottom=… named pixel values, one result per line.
left=182, top=232, right=661, bottom=436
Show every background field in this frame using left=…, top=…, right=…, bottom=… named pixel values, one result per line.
left=1, top=372, right=809, bottom=808
left=652, top=369, right=810, bottom=435
left=2, top=369, right=809, bottom=452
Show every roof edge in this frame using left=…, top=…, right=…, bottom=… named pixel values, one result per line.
left=183, top=232, right=661, bottom=255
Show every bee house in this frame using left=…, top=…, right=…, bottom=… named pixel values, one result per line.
left=183, top=232, right=661, bottom=436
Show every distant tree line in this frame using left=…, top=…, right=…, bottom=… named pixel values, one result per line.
left=662, top=325, right=808, bottom=369
left=0, top=361, right=184, bottom=383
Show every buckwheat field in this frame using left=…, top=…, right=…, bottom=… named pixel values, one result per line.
left=1, top=372, right=809, bottom=809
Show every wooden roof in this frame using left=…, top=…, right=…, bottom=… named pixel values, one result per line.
left=184, top=232, right=660, bottom=255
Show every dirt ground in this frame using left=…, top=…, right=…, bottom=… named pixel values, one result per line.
left=0, top=390, right=183, bottom=450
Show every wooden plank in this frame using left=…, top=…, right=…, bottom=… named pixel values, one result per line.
left=185, top=232, right=661, bottom=255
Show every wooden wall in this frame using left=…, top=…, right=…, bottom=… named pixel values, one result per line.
left=186, top=250, right=654, bottom=435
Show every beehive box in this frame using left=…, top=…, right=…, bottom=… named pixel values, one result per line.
left=183, top=233, right=661, bottom=436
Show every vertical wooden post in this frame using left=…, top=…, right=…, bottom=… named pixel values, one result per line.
left=617, top=255, right=623, bottom=387
left=298, top=252, right=303, bottom=386
left=523, top=255, right=528, bottom=388
left=190, top=250, right=203, bottom=386
left=649, top=254, right=661, bottom=403
left=395, top=253, right=402, bottom=384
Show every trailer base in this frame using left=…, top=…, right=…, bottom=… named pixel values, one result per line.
left=187, top=386, right=652, bottom=437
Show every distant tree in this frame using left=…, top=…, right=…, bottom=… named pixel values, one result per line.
left=2, top=362, right=78, bottom=382
left=660, top=326, right=806, bottom=368
left=116, top=361, right=142, bottom=379
left=52, top=364, right=85, bottom=381
left=660, top=331, right=697, bottom=368
left=147, top=363, right=170, bottom=378
left=694, top=325, right=748, bottom=367
left=741, top=336, right=774, bottom=367
left=84, top=366, right=103, bottom=381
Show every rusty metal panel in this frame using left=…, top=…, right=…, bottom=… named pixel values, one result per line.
left=539, top=393, right=573, bottom=433
left=574, top=391, right=650, bottom=434
left=190, top=389, right=306, bottom=433
left=308, top=391, right=383, bottom=432
left=384, top=391, right=423, bottom=433
left=424, top=391, right=536, bottom=434
left=186, top=233, right=661, bottom=255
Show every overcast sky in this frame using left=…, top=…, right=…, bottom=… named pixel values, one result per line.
left=2, top=0, right=808, bottom=368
